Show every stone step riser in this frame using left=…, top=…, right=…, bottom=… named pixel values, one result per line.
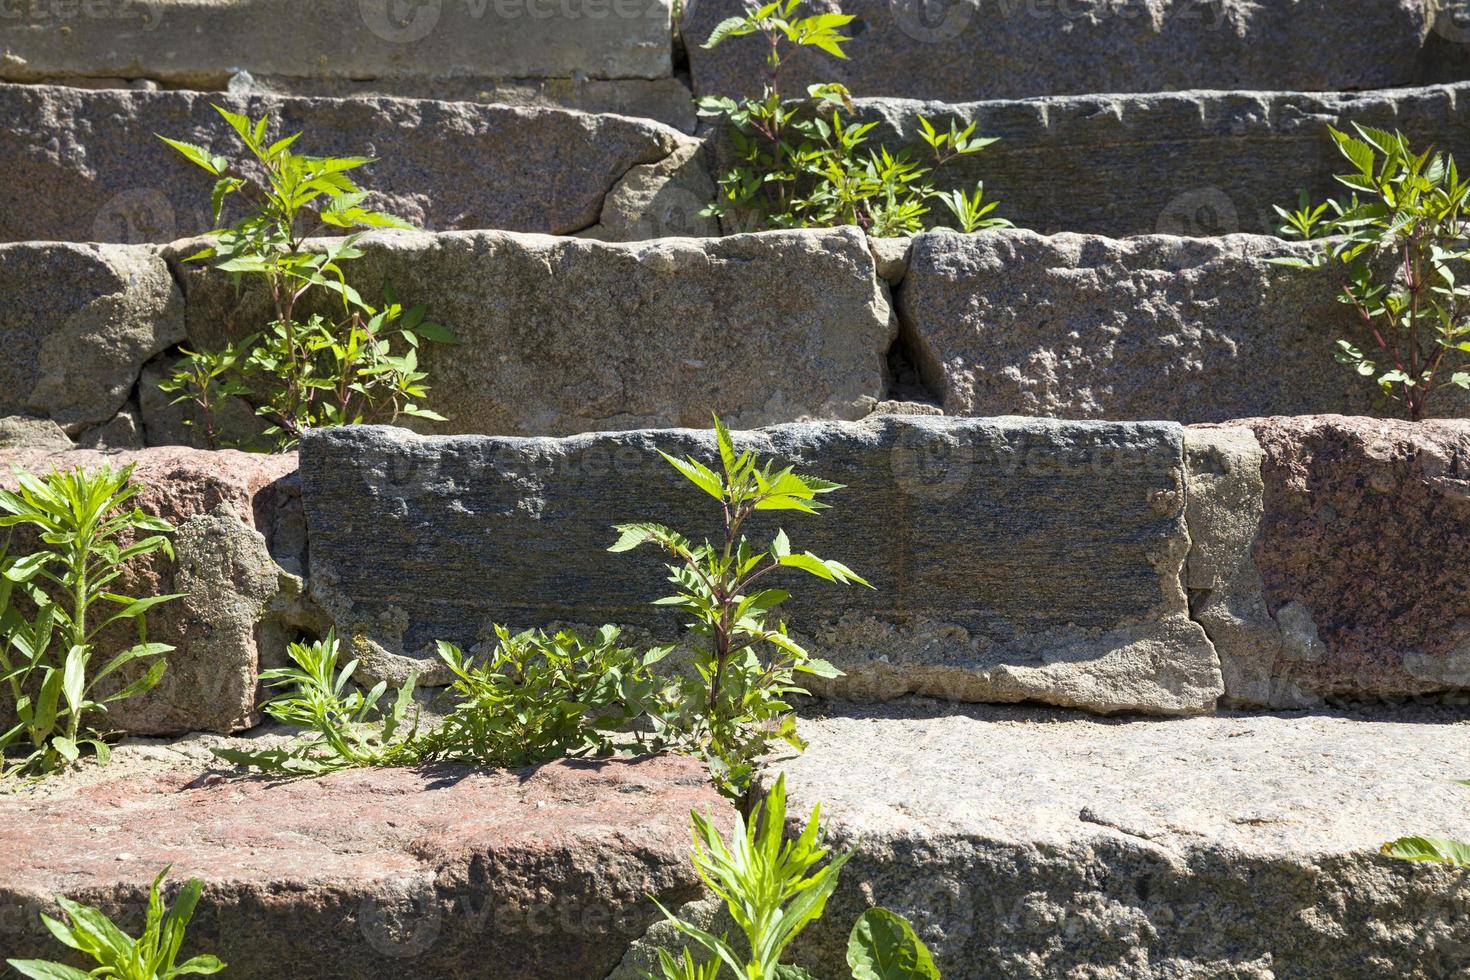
left=706, top=84, right=1470, bottom=239
left=0, top=84, right=713, bottom=245
left=16, top=82, right=1470, bottom=247
left=0, top=0, right=687, bottom=127
left=7, top=227, right=1467, bottom=449
left=1, top=414, right=1464, bottom=735
left=6, top=0, right=1468, bottom=111
left=685, top=0, right=1465, bottom=103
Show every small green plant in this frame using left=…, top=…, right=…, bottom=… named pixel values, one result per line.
left=0, top=465, right=180, bottom=778
left=6, top=867, right=224, bottom=980
left=698, top=0, right=1007, bottom=235
left=213, top=627, right=666, bottom=774
left=1274, top=124, right=1470, bottom=420
left=648, top=774, right=938, bottom=979
left=158, top=108, right=453, bottom=451
left=610, top=415, right=870, bottom=800
left=211, top=630, right=421, bottom=776
left=423, top=625, right=668, bottom=767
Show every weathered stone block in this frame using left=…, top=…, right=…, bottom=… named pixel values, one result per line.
left=0, top=0, right=672, bottom=86
left=708, top=85, right=1470, bottom=238
left=301, top=417, right=1223, bottom=716
left=897, top=229, right=1470, bottom=423
left=743, top=705, right=1470, bottom=978
left=1215, top=415, right=1470, bottom=706
left=686, top=0, right=1435, bottom=103
left=0, top=84, right=709, bottom=243
left=0, top=447, right=304, bottom=734
left=170, top=227, right=890, bottom=439
left=0, top=755, right=727, bottom=978
left=0, top=241, right=183, bottom=432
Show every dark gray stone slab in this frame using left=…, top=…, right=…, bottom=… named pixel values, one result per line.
left=706, top=85, right=1470, bottom=238
left=897, top=229, right=1470, bottom=423
left=685, top=0, right=1439, bottom=103
left=301, top=417, right=1223, bottom=715
left=0, top=0, right=671, bottom=86
left=0, top=84, right=706, bottom=243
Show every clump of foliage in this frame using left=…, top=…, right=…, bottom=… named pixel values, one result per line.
left=698, top=0, right=1008, bottom=236
left=611, top=415, right=870, bottom=799
left=158, top=108, right=453, bottom=451
left=423, top=625, right=668, bottom=767
left=0, top=465, right=179, bottom=778
left=648, top=774, right=939, bottom=980
left=6, top=867, right=223, bottom=980
left=1275, top=124, right=1470, bottom=420
left=213, top=626, right=667, bottom=775
left=212, top=630, right=422, bottom=776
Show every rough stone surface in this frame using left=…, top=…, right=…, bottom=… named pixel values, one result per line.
left=253, top=75, right=699, bottom=133
left=686, top=0, right=1436, bottom=104
left=301, top=417, right=1223, bottom=716
left=580, top=141, right=719, bottom=241
left=1182, top=427, right=1284, bottom=709
left=173, top=227, right=894, bottom=438
left=0, top=416, right=72, bottom=451
left=0, top=84, right=709, bottom=243
left=0, top=241, right=183, bottom=432
left=708, top=85, right=1470, bottom=239
left=0, top=0, right=671, bottom=85
left=0, top=447, right=302, bottom=734
left=1222, top=416, right=1470, bottom=705
left=0, top=754, right=727, bottom=979
left=896, top=229, right=1470, bottom=423
left=756, top=703, right=1470, bottom=979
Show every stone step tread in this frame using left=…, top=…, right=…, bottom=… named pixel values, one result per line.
left=0, top=747, right=723, bottom=978
left=759, top=704, right=1470, bottom=977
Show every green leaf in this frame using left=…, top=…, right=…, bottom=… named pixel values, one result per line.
left=1382, top=835, right=1470, bottom=867
left=661, top=452, right=725, bottom=502
left=156, top=136, right=223, bottom=175
left=848, top=908, right=941, bottom=979
left=5, top=961, right=94, bottom=980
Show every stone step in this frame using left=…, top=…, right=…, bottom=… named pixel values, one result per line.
left=1, top=414, right=1463, bottom=735
left=685, top=0, right=1463, bottom=103
left=15, top=81, right=1470, bottom=248
left=0, top=84, right=712, bottom=244
left=0, top=745, right=725, bottom=978
left=8, top=227, right=1464, bottom=449
left=706, top=83, right=1470, bottom=239
left=299, top=415, right=1470, bottom=717
left=0, top=0, right=689, bottom=129
left=717, top=704, right=1470, bottom=978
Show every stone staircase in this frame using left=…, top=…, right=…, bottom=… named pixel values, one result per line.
left=3, top=2, right=1470, bottom=977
